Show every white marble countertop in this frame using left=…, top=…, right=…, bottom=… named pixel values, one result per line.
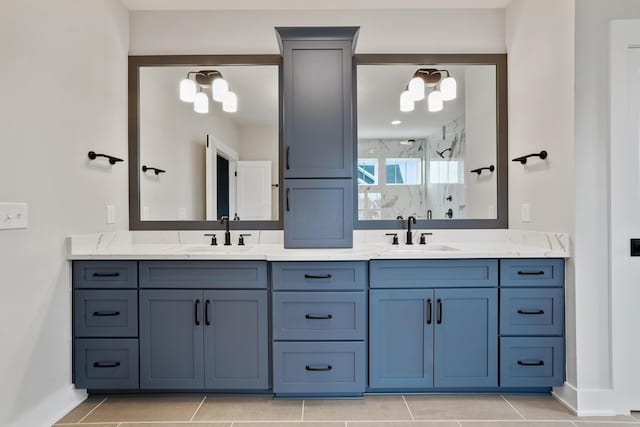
left=67, top=229, right=570, bottom=260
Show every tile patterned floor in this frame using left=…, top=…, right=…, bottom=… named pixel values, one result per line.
left=54, top=395, right=640, bottom=427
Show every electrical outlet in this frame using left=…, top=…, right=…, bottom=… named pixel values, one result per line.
left=142, top=206, right=150, bottom=220
left=488, top=204, right=496, bottom=218
left=178, top=208, right=187, bottom=220
left=0, top=203, right=28, bottom=230
left=521, top=203, right=531, bottom=223
left=106, top=205, right=116, bottom=224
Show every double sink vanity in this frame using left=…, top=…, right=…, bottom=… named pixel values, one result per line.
left=69, top=230, right=568, bottom=396
left=70, top=26, right=568, bottom=398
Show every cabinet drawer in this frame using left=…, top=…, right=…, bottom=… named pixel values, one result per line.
left=74, top=290, right=138, bottom=337
left=273, top=341, right=365, bottom=395
left=500, top=337, right=564, bottom=387
left=370, top=260, right=498, bottom=289
left=74, top=339, right=139, bottom=389
left=500, top=259, right=564, bottom=287
left=500, top=288, right=564, bottom=336
left=273, top=292, right=366, bottom=340
left=272, top=262, right=366, bottom=291
left=73, top=261, right=137, bottom=289
left=139, top=261, right=267, bottom=289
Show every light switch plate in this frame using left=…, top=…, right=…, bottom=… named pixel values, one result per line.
left=142, top=206, right=150, bottom=220
left=488, top=204, right=496, bottom=218
left=0, top=202, right=28, bottom=230
left=178, top=207, right=187, bottom=220
left=521, top=203, right=531, bottom=223
left=106, top=205, right=116, bottom=224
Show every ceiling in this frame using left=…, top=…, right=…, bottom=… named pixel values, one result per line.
left=122, top=0, right=511, bottom=10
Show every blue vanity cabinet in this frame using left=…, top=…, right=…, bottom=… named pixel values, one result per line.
left=139, top=289, right=205, bottom=389
left=138, top=261, right=270, bottom=391
left=433, top=288, right=498, bottom=388
left=203, top=290, right=269, bottom=389
left=369, top=260, right=498, bottom=390
left=277, top=27, right=358, bottom=179
left=499, top=259, right=566, bottom=387
left=73, top=260, right=140, bottom=390
left=283, top=179, right=353, bottom=248
left=276, top=27, right=359, bottom=249
left=271, top=261, right=367, bottom=396
left=369, top=289, right=434, bottom=389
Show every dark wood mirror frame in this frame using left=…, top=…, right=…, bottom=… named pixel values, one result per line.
left=353, top=54, right=509, bottom=230
left=128, top=55, right=283, bottom=230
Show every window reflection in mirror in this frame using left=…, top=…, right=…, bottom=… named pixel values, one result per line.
left=357, top=64, right=497, bottom=221
left=139, top=65, right=279, bottom=221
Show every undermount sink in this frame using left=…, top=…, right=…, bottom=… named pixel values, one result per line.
left=385, top=245, right=459, bottom=253
left=184, top=245, right=251, bottom=254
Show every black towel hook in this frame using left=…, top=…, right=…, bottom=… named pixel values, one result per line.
left=88, top=151, right=124, bottom=165
left=470, top=165, right=495, bottom=175
left=142, top=165, right=166, bottom=175
left=512, top=151, right=548, bottom=165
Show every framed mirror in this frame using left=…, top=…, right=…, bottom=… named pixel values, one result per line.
left=129, top=55, right=282, bottom=230
left=354, top=54, right=508, bottom=229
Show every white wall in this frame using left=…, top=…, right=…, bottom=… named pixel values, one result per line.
left=505, top=0, right=577, bottom=408
left=572, top=0, right=640, bottom=415
left=0, top=1, right=129, bottom=426
left=238, top=124, right=279, bottom=220
left=129, top=9, right=506, bottom=54
left=139, top=67, right=240, bottom=220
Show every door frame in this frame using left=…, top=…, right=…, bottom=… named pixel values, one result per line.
left=205, top=134, right=239, bottom=220
left=610, top=19, right=640, bottom=413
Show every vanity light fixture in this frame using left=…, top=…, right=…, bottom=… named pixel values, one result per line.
left=400, top=68, right=456, bottom=113
left=179, top=70, right=237, bottom=114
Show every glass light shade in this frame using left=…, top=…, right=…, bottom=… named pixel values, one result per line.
left=222, top=91, right=238, bottom=113
left=194, top=92, right=209, bottom=114
left=428, top=90, right=444, bottom=112
left=408, top=76, right=425, bottom=101
left=179, top=78, right=196, bottom=102
left=400, top=90, right=415, bottom=112
left=441, top=76, right=457, bottom=101
left=212, top=78, right=229, bottom=102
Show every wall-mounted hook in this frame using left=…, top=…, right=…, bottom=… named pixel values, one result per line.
left=512, top=151, right=548, bottom=165
left=142, top=165, right=166, bottom=175
left=470, top=165, right=495, bottom=175
left=437, top=147, right=453, bottom=159
left=88, top=151, right=124, bottom=165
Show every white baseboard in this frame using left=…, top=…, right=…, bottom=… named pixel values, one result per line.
left=553, top=382, right=578, bottom=414
left=9, top=385, right=86, bottom=427
left=553, top=382, right=631, bottom=417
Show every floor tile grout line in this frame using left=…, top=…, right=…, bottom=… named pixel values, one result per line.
left=190, top=395, right=207, bottom=422
left=76, top=397, right=108, bottom=423
left=301, top=399, right=305, bottom=421
left=401, top=395, right=416, bottom=421
left=500, top=394, right=527, bottom=420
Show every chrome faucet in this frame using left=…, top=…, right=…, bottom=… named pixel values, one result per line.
left=220, top=216, right=231, bottom=246
left=406, top=216, right=417, bottom=245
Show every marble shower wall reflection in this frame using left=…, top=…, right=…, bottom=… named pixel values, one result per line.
left=358, top=116, right=467, bottom=220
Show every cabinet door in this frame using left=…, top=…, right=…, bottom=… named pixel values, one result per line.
left=433, top=288, right=498, bottom=388
left=369, top=289, right=434, bottom=389
left=284, top=179, right=353, bottom=248
left=203, top=290, right=269, bottom=389
left=282, top=40, right=353, bottom=179
left=139, top=290, right=204, bottom=389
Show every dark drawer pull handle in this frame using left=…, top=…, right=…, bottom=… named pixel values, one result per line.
left=517, top=271, right=545, bottom=276
left=93, top=361, right=120, bottom=368
left=92, top=272, right=120, bottom=278
left=195, top=299, right=201, bottom=326
left=426, top=299, right=432, bottom=325
left=517, top=309, right=545, bottom=315
left=517, top=360, right=545, bottom=366
left=93, top=311, right=120, bottom=317
left=304, top=274, right=332, bottom=279
left=437, top=299, right=443, bottom=324
left=305, top=314, right=333, bottom=320
left=286, top=188, right=290, bottom=212
left=205, top=299, right=211, bottom=326
left=286, top=146, right=291, bottom=170
left=305, top=365, right=332, bottom=372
